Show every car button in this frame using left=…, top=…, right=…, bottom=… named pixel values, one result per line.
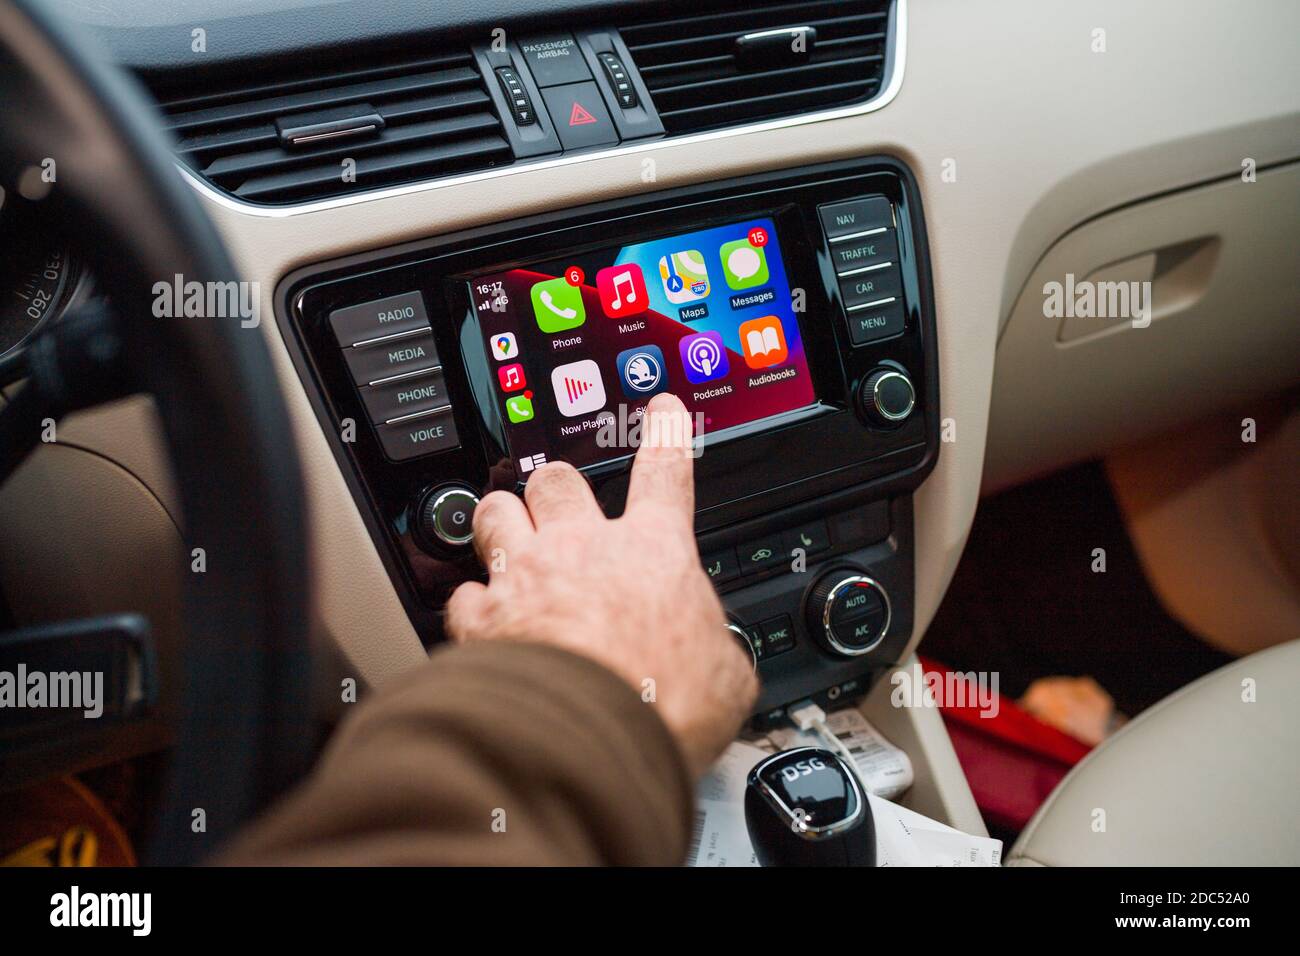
left=736, top=537, right=785, bottom=574
left=518, top=33, right=592, bottom=87
left=819, top=197, right=893, bottom=240
left=375, top=407, right=460, bottom=461
left=830, top=230, right=898, bottom=274
left=329, top=291, right=430, bottom=346
left=541, top=82, right=619, bottom=150
left=359, top=368, right=449, bottom=423
left=839, top=267, right=903, bottom=311
left=343, top=331, right=439, bottom=386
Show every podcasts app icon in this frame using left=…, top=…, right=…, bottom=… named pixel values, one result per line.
left=678, top=331, right=729, bottom=384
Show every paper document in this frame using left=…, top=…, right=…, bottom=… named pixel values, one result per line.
left=756, top=706, right=915, bottom=800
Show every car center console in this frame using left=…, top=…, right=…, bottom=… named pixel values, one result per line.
left=276, top=158, right=938, bottom=723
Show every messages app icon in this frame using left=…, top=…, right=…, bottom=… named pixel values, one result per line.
left=720, top=238, right=769, bottom=290
left=530, top=277, right=586, bottom=334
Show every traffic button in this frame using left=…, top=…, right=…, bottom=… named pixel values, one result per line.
left=541, top=82, right=618, bottom=150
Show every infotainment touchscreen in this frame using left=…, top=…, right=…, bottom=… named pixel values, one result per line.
left=469, top=216, right=817, bottom=479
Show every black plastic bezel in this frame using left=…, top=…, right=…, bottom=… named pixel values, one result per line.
left=275, top=157, right=939, bottom=641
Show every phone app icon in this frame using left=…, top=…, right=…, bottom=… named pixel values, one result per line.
left=530, top=276, right=586, bottom=333
left=658, top=250, right=710, bottom=304
left=738, top=315, right=789, bottom=369
left=616, top=345, right=667, bottom=399
left=490, top=332, right=518, bottom=361
left=497, top=362, right=527, bottom=392
left=551, top=359, right=607, bottom=417
left=720, top=237, right=769, bottom=290
left=505, top=394, right=534, bottom=423
left=678, top=330, right=729, bottom=384
left=597, top=264, right=648, bottom=318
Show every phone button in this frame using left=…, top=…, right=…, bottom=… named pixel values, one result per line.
left=359, top=368, right=448, bottom=423
left=781, top=521, right=830, bottom=559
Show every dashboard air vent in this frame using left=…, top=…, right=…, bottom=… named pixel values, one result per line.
left=623, top=0, right=891, bottom=135
left=154, top=51, right=511, bottom=204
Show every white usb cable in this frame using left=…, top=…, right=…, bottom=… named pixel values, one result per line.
left=786, top=698, right=862, bottom=783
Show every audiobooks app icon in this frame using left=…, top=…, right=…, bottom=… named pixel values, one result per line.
left=551, top=359, right=607, bottom=418
left=738, top=315, right=789, bottom=369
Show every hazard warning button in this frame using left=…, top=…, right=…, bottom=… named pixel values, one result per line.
left=541, top=81, right=618, bottom=151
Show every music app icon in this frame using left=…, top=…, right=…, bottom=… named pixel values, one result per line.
left=497, top=362, right=526, bottom=392
left=596, top=264, right=648, bottom=319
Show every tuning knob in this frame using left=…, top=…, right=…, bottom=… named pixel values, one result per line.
left=859, top=367, right=915, bottom=427
left=806, top=572, right=891, bottom=657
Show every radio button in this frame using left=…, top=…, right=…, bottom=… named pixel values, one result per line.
left=846, top=299, right=905, bottom=346
left=376, top=407, right=460, bottom=461
left=344, top=331, right=440, bottom=386
left=819, top=197, right=893, bottom=240
left=838, top=267, right=902, bottom=310
left=329, top=291, right=430, bottom=346
left=359, top=368, right=449, bottom=423
left=831, top=229, right=897, bottom=274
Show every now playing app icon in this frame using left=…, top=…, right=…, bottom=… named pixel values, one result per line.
left=551, top=359, right=607, bottom=417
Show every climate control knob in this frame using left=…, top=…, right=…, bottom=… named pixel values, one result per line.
left=806, top=572, right=891, bottom=657
left=859, top=367, right=915, bottom=427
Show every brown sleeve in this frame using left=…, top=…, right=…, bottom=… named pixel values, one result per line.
left=215, top=642, right=695, bottom=866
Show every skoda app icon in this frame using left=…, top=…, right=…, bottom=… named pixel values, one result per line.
left=616, top=345, right=668, bottom=399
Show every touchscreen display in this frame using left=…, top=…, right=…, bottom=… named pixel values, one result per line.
left=469, top=217, right=816, bottom=478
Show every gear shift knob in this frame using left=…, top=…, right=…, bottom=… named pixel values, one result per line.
left=744, top=747, right=875, bottom=866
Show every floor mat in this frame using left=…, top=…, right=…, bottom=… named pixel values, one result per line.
left=923, top=462, right=1234, bottom=718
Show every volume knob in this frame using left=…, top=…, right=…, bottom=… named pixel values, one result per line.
left=860, top=367, right=915, bottom=427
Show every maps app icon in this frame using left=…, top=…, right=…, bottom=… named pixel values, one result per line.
left=616, top=345, right=668, bottom=399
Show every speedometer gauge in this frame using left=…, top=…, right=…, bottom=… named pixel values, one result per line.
left=0, top=184, right=78, bottom=356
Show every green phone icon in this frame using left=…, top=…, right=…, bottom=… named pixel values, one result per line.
left=505, top=394, right=534, bottom=423
left=530, top=277, right=586, bottom=333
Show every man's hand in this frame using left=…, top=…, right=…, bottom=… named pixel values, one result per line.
left=445, top=392, right=758, bottom=778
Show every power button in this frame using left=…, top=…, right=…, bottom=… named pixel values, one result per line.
left=418, top=485, right=480, bottom=551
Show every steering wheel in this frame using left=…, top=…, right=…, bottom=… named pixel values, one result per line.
left=0, top=0, right=312, bottom=863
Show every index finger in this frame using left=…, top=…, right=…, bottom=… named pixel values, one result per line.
left=625, top=392, right=696, bottom=519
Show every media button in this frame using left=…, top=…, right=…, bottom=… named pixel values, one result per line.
left=344, top=330, right=439, bottom=385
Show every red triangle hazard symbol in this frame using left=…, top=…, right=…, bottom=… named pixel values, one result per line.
left=569, top=101, right=597, bottom=126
